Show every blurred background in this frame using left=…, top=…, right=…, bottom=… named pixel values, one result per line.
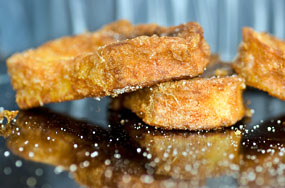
left=1, top=0, right=285, bottom=66
left=0, top=1, right=285, bottom=187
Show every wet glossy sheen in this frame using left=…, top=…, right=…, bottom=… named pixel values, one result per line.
left=1, top=82, right=285, bottom=187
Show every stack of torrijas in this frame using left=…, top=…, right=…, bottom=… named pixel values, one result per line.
left=7, top=20, right=246, bottom=130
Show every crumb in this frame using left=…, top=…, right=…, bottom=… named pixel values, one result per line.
left=0, top=109, right=18, bottom=124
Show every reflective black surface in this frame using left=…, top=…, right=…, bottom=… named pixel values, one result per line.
left=1, top=77, right=285, bottom=187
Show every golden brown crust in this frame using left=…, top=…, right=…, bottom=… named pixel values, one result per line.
left=123, top=76, right=246, bottom=130
left=122, top=56, right=246, bottom=130
left=233, top=27, right=285, bottom=100
left=7, top=20, right=210, bottom=109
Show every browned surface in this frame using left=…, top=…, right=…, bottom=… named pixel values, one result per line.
left=123, top=57, right=246, bottom=130
left=233, top=27, right=285, bottom=100
left=123, top=76, right=245, bottom=130
left=7, top=20, right=210, bottom=109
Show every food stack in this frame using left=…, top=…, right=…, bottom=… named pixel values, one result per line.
left=7, top=20, right=284, bottom=130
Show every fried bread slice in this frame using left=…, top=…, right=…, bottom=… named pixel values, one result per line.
left=7, top=20, right=210, bottom=109
left=123, top=56, right=246, bottom=130
left=233, top=27, right=285, bottom=100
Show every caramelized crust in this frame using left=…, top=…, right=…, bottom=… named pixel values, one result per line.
left=123, top=57, right=246, bottom=130
left=123, top=76, right=245, bottom=130
left=7, top=20, right=210, bottom=109
left=233, top=27, right=285, bottom=100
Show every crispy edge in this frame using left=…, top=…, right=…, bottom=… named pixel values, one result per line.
left=233, top=27, right=285, bottom=100
left=123, top=76, right=246, bottom=130
left=73, top=22, right=210, bottom=97
left=7, top=20, right=133, bottom=108
left=7, top=21, right=210, bottom=109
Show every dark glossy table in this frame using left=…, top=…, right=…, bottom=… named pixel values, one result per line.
left=1, top=71, right=285, bottom=188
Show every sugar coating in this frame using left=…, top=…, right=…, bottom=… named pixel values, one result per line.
left=7, top=20, right=210, bottom=109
